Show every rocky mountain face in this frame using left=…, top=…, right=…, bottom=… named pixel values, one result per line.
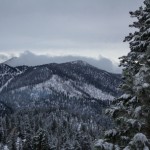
left=0, top=61, right=122, bottom=149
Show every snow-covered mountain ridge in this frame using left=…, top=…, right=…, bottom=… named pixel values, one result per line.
left=0, top=60, right=121, bottom=108
left=0, top=60, right=122, bottom=149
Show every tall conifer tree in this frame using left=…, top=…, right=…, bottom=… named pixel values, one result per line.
left=95, top=0, right=150, bottom=149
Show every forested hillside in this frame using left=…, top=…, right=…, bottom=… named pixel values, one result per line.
left=0, top=61, right=121, bottom=149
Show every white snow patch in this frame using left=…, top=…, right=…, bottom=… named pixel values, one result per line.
left=142, top=83, right=150, bottom=88
left=120, top=94, right=131, bottom=99
left=127, top=119, right=137, bottom=126
left=4, top=145, right=9, bottom=150
left=95, top=139, right=114, bottom=150
left=133, top=133, right=148, bottom=144
left=105, top=129, right=117, bottom=137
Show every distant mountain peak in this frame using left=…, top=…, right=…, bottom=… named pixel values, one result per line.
left=70, top=60, right=89, bottom=65
left=2, top=52, right=121, bottom=73
left=3, top=57, right=18, bottom=65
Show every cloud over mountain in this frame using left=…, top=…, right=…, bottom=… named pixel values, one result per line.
left=3, top=51, right=121, bottom=73
left=0, top=54, right=9, bottom=63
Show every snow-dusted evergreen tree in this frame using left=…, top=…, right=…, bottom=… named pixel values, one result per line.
left=16, top=137, right=23, bottom=150
left=95, top=0, right=150, bottom=149
left=33, top=128, right=49, bottom=150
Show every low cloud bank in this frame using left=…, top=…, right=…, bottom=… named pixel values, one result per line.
left=2, top=51, right=122, bottom=73
left=0, top=54, right=9, bottom=63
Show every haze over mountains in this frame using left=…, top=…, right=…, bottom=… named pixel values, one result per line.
left=1, top=51, right=122, bottom=73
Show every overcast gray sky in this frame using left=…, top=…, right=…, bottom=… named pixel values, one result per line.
left=0, top=0, right=143, bottom=62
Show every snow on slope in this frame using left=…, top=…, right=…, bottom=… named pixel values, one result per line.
left=82, top=83, right=114, bottom=100
left=0, top=77, right=14, bottom=93
left=14, top=75, right=114, bottom=101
